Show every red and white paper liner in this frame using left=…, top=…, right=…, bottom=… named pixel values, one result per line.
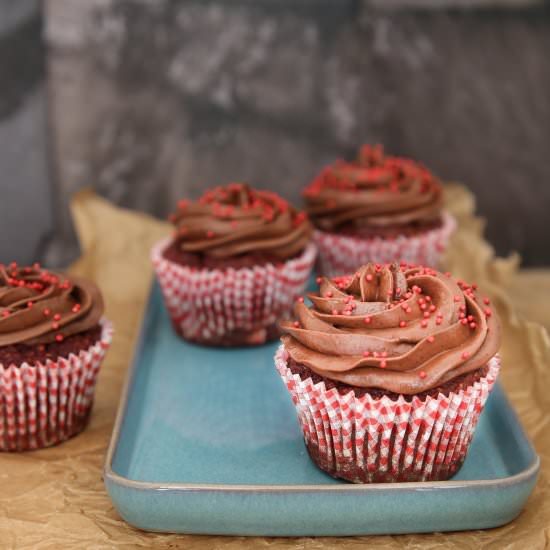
left=275, top=345, right=500, bottom=483
left=314, top=211, right=456, bottom=277
left=0, top=319, right=113, bottom=452
left=151, top=239, right=317, bottom=345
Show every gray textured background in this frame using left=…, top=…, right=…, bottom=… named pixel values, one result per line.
left=1, top=0, right=550, bottom=267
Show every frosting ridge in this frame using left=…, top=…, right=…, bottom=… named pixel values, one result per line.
left=0, top=263, right=104, bottom=346
left=280, top=263, right=500, bottom=395
left=169, top=183, right=312, bottom=260
left=304, top=145, right=443, bottom=232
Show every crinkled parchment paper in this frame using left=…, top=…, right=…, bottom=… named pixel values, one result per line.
left=0, top=185, right=548, bottom=549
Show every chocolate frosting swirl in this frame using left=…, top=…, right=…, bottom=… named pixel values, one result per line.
left=169, top=183, right=312, bottom=260
left=304, top=145, right=443, bottom=232
left=280, top=263, right=500, bottom=395
left=0, top=263, right=104, bottom=346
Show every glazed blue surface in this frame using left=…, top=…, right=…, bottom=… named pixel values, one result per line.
left=105, top=281, right=539, bottom=536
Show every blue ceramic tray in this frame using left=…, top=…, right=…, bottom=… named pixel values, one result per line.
left=104, top=281, right=539, bottom=536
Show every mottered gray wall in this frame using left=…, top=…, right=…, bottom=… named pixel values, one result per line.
left=2, top=1, right=550, bottom=267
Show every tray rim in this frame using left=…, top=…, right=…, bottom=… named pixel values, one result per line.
left=103, top=280, right=540, bottom=494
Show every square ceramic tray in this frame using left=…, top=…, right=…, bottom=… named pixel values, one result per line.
left=104, top=281, right=539, bottom=536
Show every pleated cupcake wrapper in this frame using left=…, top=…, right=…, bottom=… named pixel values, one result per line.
left=275, top=345, right=500, bottom=483
left=314, top=211, right=456, bottom=277
left=151, top=239, right=317, bottom=343
left=0, top=319, right=113, bottom=452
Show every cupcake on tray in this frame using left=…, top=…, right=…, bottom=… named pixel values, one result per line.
left=276, top=262, right=500, bottom=483
left=152, top=182, right=317, bottom=346
left=0, top=262, right=112, bottom=451
left=304, top=145, right=456, bottom=277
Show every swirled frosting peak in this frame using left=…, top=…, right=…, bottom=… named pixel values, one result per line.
left=303, top=144, right=443, bottom=232
left=0, top=263, right=104, bottom=346
left=280, top=263, right=500, bottom=395
left=169, top=183, right=312, bottom=259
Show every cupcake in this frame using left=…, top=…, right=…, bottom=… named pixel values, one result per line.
left=304, top=145, right=456, bottom=276
left=0, top=262, right=112, bottom=451
left=152, top=182, right=317, bottom=346
left=276, top=262, right=500, bottom=483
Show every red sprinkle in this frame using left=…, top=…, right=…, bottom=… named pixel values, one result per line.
left=462, top=351, right=471, bottom=359
left=53, top=313, right=61, bottom=321
left=316, top=277, right=322, bottom=284
left=484, top=308, right=492, bottom=317
left=293, top=321, right=300, bottom=328
left=363, top=351, right=371, bottom=358
left=325, top=291, right=333, bottom=298
left=427, top=336, right=435, bottom=343
left=43, top=309, right=51, bottom=317
left=1, top=310, right=10, bottom=318
left=72, top=304, right=81, bottom=313
left=52, top=322, right=59, bottom=330
left=55, top=334, right=64, bottom=342
left=483, top=297, right=490, bottom=305
left=27, top=302, right=33, bottom=308
left=421, top=320, right=428, bottom=328
left=297, top=297, right=305, bottom=303
left=380, top=360, right=387, bottom=368
left=419, top=371, right=427, bottom=379
left=366, top=274, right=373, bottom=282
left=399, top=320, right=407, bottom=328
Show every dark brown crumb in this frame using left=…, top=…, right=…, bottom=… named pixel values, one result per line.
left=163, top=239, right=302, bottom=270
left=333, top=217, right=443, bottom=239
left=0, top=325, right=103, bottom=368
left=287, top=357, right=488, bottom=402
left=305, top=434, right=465, bottom=483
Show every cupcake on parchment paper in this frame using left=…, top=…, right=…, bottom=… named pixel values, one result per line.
left=152, top=182, right=317, bottom=346
left=0, top=263, right=112, bottom=451
left=304, top=145, right=456, bottom=276
left=276, top=262, right=500, bottom=483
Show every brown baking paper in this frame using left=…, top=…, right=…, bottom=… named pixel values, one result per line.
left=0, top=185, right=548, bottom=549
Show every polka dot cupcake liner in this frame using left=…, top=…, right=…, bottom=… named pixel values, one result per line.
left=151, top=239, right=317, bottom=345
left=0, top=319, right=113, bottom=452
left=314, top=211, right=456, bottom=278
left=275, top=345, right=499, bottom=483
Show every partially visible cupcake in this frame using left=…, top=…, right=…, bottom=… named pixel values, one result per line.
left=0, top=262, right=112, bottom=451
left=304, top=145, right=455, bottom=276
left=152, top=183, right=317, bottom=346
left=276, top=262, right=500, bottom=483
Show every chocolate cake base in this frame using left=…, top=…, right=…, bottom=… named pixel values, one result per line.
left=163, top=240, right=300, bottom=270
left=286, top=357, right=487, bottom=482
left=0, top=325, right=103, bottom=368
left=287, top=358, right=488, bottom=403
left=305, top=433, right=465, bottom=483
left=172, top=320, right=281, bottom=347
left=334, top=217, right=443, bottom=240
